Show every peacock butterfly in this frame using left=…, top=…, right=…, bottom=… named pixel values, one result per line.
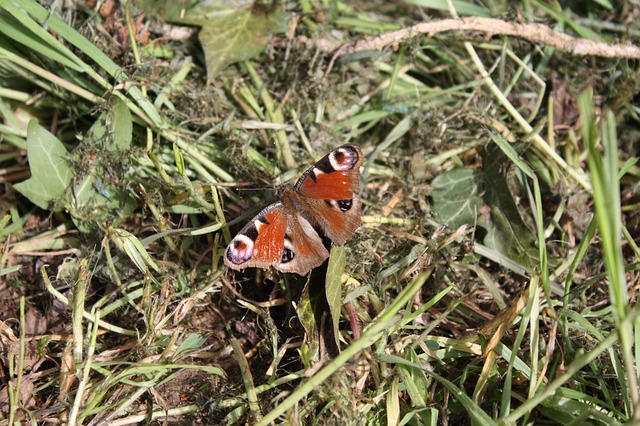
left=224, top=144, right=365, bottom=275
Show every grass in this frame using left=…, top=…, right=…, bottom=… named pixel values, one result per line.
left=1, top=0, right=639, bottom=424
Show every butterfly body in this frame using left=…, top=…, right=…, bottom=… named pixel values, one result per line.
left=225, top=144, right=365, bottom=275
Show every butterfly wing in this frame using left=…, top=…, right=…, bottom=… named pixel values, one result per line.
left=292, top=144, right=365, bottom=245
left=275, top=210, right=330, bottom=275
left=224, top=202, right=330, bottom=275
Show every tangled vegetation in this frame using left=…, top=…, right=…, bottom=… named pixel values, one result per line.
left=1, top=0, right=639, bottom=424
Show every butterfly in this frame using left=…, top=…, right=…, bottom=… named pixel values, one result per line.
left=224, top=144, right=365, bottom=276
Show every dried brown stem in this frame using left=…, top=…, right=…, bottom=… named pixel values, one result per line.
left=314, top=17, right=640, bottom=59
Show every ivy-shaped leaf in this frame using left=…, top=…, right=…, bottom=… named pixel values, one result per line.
left=482, top=143, right=538, bottom=268
left=431, top=142, right=538, bottom=270
left=185, top=1, right=287, bottom=79
left=141, top=1, right=286, bottom=78
left=431, top=168, right=484, bottom=229
left=14, top=121, right=73, bottom=211
left=67, top=104, right=136, bottom=235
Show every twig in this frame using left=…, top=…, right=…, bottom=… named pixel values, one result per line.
left=314, top=17, right=640, bottom=59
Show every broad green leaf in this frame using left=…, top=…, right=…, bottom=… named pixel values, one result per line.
left=431, top=168, right=484, bottom=229
left=482, top=144, right=538, bottom=269
left=326, top=245, right=346, bottom=350
left=90, top=101, right=133, bottom=150
left=142, top=0, right=287, bottom=78
left=72, top=172, right=98, bottom=208
left=14, top=120, right=73, bottom=210
left=68, top=172, right=136, bottom=235
left=184, top=2, right=287, bottom=78
left=67, top=107, right=136, bottom=234
left=430, top=143, right=537, bottom=269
